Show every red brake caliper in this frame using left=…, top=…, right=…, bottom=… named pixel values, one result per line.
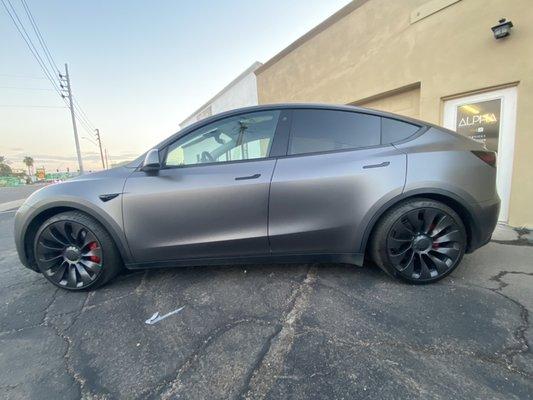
left=88, top=241, right=101, bottom=264
left=429, top=224, right=439, bottom=249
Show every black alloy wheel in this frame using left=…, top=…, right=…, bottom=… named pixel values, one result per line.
left=371, top=199, right=466, bottom=283
left=36, top=220, right=103, bottom=289
left=34, top=211, right=122, bottom=290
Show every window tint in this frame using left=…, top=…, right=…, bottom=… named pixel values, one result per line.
left=381, top=117, right=420, bottom=143
left=165, top=110, right=280, bottom=167
left=289, top=110, right=380, bottom=155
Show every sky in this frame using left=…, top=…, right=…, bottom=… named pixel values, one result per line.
left=0, top=0, right=351, bottom=172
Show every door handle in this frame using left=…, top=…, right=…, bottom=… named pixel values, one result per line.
left=363, top=161, right=390, bottom=169
left=235, top=173, right=261, bottom=181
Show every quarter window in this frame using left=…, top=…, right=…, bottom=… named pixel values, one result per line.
left=381, top=117, right=420, bottom=143
left=165, top=110, right=280, bottom=167
left=289, top=109, right=381, bottom=155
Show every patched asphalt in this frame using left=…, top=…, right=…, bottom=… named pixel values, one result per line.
left=0, top=211, right=531, bottom=399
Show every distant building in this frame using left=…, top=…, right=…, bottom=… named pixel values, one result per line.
left=180, top=62, right=262, bottom=128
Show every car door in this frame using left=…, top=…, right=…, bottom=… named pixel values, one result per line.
left=123, top=109, right=284, bottom=264
left=268, top=108, right=413, bottom=256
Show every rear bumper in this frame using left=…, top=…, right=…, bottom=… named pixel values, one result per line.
left=466, top=197, right=500, bottom=253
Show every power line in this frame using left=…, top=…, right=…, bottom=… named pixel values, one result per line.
left=2, top=0, right=104, bottom=169
left=20, top=0, right=60, bottom=75
left=1, top=0, right=64, bottom=100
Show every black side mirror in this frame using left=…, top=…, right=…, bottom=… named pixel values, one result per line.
left=141, top=149, right=161, bottom=172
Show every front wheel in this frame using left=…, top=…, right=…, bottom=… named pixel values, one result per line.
left=370, top=198, right=467, bottom=284
left=34, top=211, right=122, bottom=290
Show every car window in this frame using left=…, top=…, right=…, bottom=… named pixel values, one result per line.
left=289, top=109, right=380, bottom=155
left=165, top=110, right=280, bottom=167
left=381, top=117, right=420, bottom=143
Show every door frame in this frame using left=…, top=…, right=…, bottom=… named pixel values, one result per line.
left=443, top=86, right=518, bottom=222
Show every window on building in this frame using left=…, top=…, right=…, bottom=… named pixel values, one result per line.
left=289, top=109, right=381, bottom=155
left=165, top=110, right=280, bottom=167
left=381, top=117, right=420, bottom=143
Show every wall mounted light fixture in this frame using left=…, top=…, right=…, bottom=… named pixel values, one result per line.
left=491, top=18, right=513, bottom=39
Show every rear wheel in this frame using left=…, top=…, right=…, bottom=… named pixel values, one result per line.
left=370, top=198, right=466, bottom=284
left=34, top=211, right=122, bottom=290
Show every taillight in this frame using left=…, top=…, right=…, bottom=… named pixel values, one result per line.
left=471, top=150, right=496, bottom=167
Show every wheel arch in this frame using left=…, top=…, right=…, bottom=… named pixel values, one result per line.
left=21, top=202, right=131, bottom=270
left=360, top=188, right=478, bottom=257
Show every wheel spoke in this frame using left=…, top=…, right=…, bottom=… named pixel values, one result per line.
left=430, top=215, right=453, bottom=237
left=406, top=211, right=423, bottom=233
left=47, top=261, right=68, bottom=282
left=433, top=245, right=459, bottom=259
left=42, top=227, right=69, bottom=247
left=433, top=230, right=462, bottom=244
left=67, top=265, right=77, bottom=287
left=398, top=251, right=415, bottom=275
left=38, top=240, right=63, bottom=251
left=422, top=209, right=439, bottom=234
left=419, top=255, right=432, bottom=279
left=428, top=253, right=450, bottom=273
left=79, top=259, right=101, bottom=273
left=388, top=236, right=412, bottom=248
left=75, top=264, right=94, bottom=285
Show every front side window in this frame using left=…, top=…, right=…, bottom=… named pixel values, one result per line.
left=289, top=109, right=381, bottom=155
left=165, top=110, right=280, bottom=167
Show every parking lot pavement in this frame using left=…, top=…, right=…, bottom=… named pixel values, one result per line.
left=0, top=184, right=46, bottom=205
left=0, top=210, right=531, bottom=399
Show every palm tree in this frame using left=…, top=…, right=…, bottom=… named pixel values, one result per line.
left=23, top=156, right=34, bottom=176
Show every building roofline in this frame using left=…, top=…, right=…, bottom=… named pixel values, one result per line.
left=180, top=61, right=263, bottom=125
left=255, top=0, right=369, bottom=75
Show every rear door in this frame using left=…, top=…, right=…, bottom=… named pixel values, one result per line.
left=268, top=109, right=415, bottom=255
left=123, top=109, right=285, bottom=263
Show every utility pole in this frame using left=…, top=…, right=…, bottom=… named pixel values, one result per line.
left=104, top=148, right=110, bottom=169
left=59, top=63, right=84, bottom=174
left=95, top=129, right=106, bottom=169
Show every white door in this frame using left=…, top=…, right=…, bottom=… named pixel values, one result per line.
left=443, top=87, right=517, bottom=222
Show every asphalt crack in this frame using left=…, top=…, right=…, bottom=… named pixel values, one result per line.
left=239, top=264, right=318, bottom=400
left=487, top=271, right=531, bottom=372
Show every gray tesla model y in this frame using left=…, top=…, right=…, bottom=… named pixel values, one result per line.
left=14, top=104, right=499, bottom=290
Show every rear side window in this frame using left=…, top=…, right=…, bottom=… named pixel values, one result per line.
left=381, top=117, right=420, bottom=143
left=289, top=109, right=381, bottom=155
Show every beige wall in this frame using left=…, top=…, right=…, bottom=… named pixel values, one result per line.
left=256, top=0, right=533, bottom=227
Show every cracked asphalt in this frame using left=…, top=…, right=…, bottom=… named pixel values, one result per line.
left=0, top=210, right=532, bottom=399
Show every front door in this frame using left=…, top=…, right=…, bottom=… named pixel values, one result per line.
left=123, top=109, right=281, bottom=263
left=443, top=87, right=517, bottom=222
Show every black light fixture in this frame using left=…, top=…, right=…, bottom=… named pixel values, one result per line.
left=491, top=18, right=513, bottom=39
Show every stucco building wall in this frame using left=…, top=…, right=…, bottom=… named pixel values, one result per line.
left=256, top=0, right=533, bottom=226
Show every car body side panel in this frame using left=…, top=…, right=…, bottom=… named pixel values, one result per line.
left=268, top=146, right=407, bottom=254
left=122, top=160, right=276, bottom=262
left=396, top=127, right=498, bottom=203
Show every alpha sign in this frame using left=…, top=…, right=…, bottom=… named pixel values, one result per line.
left=456, top=99, right=501, bottom=152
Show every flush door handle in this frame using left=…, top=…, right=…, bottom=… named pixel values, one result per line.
left=363, top=161, right=390, bottom=169
left=235, top=173, right=261, bottom=181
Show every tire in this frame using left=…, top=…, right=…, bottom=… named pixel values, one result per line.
left=34, top=211, right=122, bottom=290
left=370, top=198, right=466, bottom=284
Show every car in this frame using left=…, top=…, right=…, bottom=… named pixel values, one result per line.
left=14, top=104, right=499, bottom=290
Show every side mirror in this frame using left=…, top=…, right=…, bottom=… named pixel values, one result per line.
left=141, top=149, right=161, bottom=172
